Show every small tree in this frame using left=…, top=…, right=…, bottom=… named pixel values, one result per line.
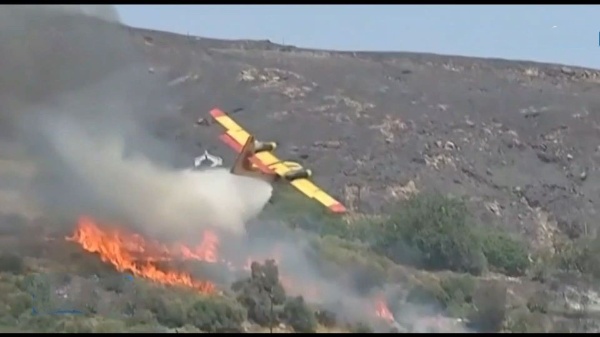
left=282, top=296, right=317, bottom=333
left=377, top=193, right=487, bottom=275
left=186, top=296, right=246, bottom=333
left=481, top=232, right=530, bottom=277
left=232, top=260, right=286, bottom=328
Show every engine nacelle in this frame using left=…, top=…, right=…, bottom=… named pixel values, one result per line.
left=283, top=168, right=312, bottom=181
left=254, top=140, right=277, bottom=153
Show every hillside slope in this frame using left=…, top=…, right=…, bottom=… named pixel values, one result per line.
left=3, top=14, right=600, bottom=332
left=135, top=27, right=600, bottom=248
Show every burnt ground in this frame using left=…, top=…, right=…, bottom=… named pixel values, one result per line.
left=132, top=28, right=600, bottom=252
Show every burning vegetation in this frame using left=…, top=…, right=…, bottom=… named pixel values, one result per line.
left=62, top=215, right=398, bottom=332
left=2, top=190, right=588, bottom=333
left=66, top=216, right=218, bottom=294
left=4, top=4, right=600, bottom=335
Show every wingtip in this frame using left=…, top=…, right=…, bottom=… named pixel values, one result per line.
left=210, top=108, right=226, bottom=118
left=329, top=203, right=347, bottom=214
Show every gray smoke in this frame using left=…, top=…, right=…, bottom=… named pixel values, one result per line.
left=0, top=5, right=271, bottom=242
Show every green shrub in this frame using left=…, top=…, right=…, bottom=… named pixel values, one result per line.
left=91, top=319, right=128, bottom=333
left=440, top=274, right=475, bottom=303
left=481, top=232, right=530, bottom=276
left=186, top=295, right=246, bottom=333
left=282, top=296, right=317, bottom=333
left=405, top=274, right=476, bottom=317
left=99, top=273, right=131, bottom=294
left=52, top=317, right=96, bottom=333
left=315, top=308, right=337, bottom=327
left=232, top=260, right=286, bottom=327
left=311, top=236, right=390, bottom=291
left=555, top=236, right=600, bottom=279
left=468, top=281, right=507, bottom=332
left=0, top=253, right=25, bottom=274
left=505, top=309, right=548, bottom=333
left=526, top=290, right=549, bottom=314
left=439, top=274, right=476, bottom=317
left=126, top=309, right=156, bottom=326
left=377, top=193, right=487, bottom=275
left=406, top=281, right=448, bottom=308
left=6, top=292, right=32, bottom=318
left=155, top=298, right=188, bottom=328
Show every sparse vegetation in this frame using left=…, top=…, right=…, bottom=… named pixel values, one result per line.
left=554, top=236, right=600, bottom=279
left=0, top=191, right=594, bottom=333
left=298, top=192, right=529, bottom=278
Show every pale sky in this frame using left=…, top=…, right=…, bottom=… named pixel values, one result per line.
left=117, top=5, right=600, bottom=69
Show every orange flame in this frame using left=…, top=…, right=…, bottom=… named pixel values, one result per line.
left=67, top=216, right=399, bottom=326
left=66, top=216, right=217, bottom=293
left=375, top=298, right=395, bottom=323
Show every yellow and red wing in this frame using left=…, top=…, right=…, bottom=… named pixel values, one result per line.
left=209, top=108, right=347, bottom=213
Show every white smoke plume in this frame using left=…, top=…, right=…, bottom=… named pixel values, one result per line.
left=0, top=5, right=272, bottom=242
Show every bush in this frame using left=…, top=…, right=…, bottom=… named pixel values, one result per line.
left=232, top=260, right=286, bottom=327
left=282, top=296, right=317, bottom=333
left=186, top=295, right=246, bottom=333
left=6, top=292, right=32, bottom=318
left=52, top=317, right=96, bottom=333
left=127, top=282, right=220, bottom=329
left=0, top=253, right=25, bottom=274
left=141, top=290, right=187, bottom=328
left=315, top=308, right=337, bottom=327
left=505, top=309, right=548, bottom=333
left=99, top=273, right=131, bottom=294
left=311, top=236, right=389, bottom=293
left=405, top=274, right=476, bottom=318
left=91, top=318, right=128, bottom=333
left=406, top=281, right=448, bottom=309
left=377, top=193, right=487, bottom=275
left=439, top=274, right=476, bottom=317
left=526, top=290, right=549, bottom=314
left=555, top=236, right=600, bottom=279
left=468, top=281, right=507, bottom=332
left=481, top=232, right=530, bottom=276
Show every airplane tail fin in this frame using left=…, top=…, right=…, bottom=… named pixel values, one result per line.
left=229, top=135, right=277, bottom=183
left=231, top=135, right=257, bottom=176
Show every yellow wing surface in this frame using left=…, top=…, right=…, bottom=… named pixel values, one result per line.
left=209, top=108, right=347, bottom=213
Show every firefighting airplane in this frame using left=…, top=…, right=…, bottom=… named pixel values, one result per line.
left=209, top=108, right=347, bottom=214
